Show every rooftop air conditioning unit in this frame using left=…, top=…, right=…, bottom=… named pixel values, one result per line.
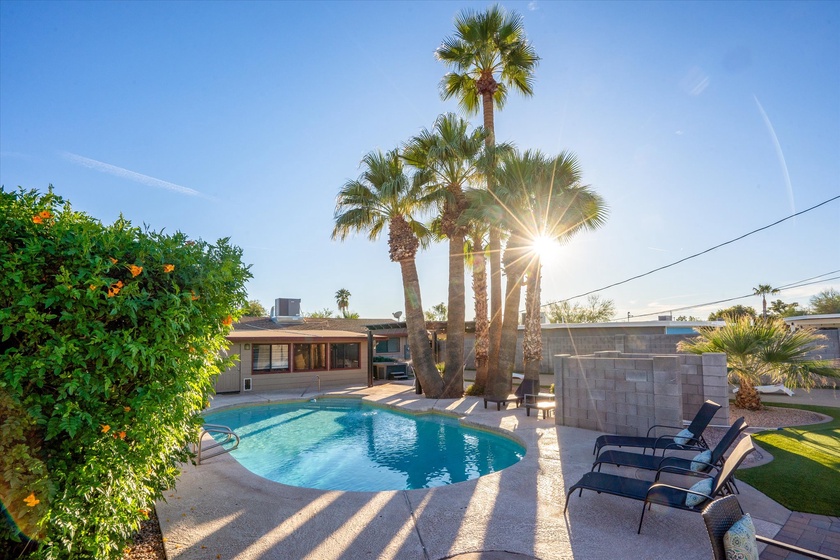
left=275, top=298, right=301, bottom=317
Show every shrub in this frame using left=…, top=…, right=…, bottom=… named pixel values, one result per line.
left=0, top=187, right=250, bottom=558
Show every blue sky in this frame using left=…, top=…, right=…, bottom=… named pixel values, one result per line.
left=2, top=1, right=838, bottom=321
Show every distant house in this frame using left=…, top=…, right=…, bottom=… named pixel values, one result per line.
left=214, top=316, right=410, bottom=394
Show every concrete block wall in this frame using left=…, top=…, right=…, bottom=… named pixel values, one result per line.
left=555, top=351, right=730, bottom=435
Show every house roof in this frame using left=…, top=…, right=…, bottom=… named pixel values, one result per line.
left=227, top=329, right=370, bottom=342
left=234, top=316, right=396, bottom=334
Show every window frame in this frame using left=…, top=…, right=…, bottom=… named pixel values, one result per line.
left=330, top=342, right=361, bottom=370
left=251, top=343, right=290, bottom=373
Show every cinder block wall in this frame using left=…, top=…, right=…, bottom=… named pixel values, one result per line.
left=554, top=351, right=729, bottom=435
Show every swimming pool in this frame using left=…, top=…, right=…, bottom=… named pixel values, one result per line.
left=203, top=399, right=525, bottom=491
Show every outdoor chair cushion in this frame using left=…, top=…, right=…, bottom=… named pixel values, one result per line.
left=686, top=478, right=713, bottom=507
left=691, top=450, right=713, bottom=472
left=674, top=428, right=694, bottom=445
left=723, top=513, right=759, bottom=560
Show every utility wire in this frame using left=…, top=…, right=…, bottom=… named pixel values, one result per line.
left=613, top=273, right=840, bottom=321
left=541, top=194, right=840, bottom=309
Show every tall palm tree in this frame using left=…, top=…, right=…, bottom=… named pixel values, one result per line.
left=493, top=150, right=607, bottom=393
left=403, top=113, right=487, bottom=398
left=679, top=314, right=838, bottom=410
left=332, top=150, right=445, bottom=398
left=335, top=288, right=351, bottom=317
left=437, top=4, right=539, bottom=391
left=464, top=223, right=489, bottom=393
left=753, top=284, right=780, bottom=318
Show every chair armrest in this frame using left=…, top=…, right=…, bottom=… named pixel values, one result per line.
left=655, top=434, right=702, bottom=450
left=654, top=466, right=714, bottom=482
left=755, top=536, right=837, bottom=560
left=645, top=423, right=683, bottom=437
left=646, top=482, right=711, bottom=508
left=656, top=456, right=720, bottom=474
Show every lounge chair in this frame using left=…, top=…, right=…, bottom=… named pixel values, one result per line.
left=483, top=379, right=541, bottom=410
left=592, top=417, right=748, bottom=475
left=732, top=383, right=795, bottom=396
left=702, top=495, right=835, bottom=560
left=592, top=400, right=721, bottom=456
left=565, top=435, right=755, bottom=533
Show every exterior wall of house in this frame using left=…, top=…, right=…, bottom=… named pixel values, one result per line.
left=553, top=351, right=729, bottom=435
left=464, top=327, right=702, bottom=373
left=215, top=339, right=368, bottom=393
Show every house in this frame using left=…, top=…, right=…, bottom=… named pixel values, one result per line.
left=214, top=315, right=411, bottom=394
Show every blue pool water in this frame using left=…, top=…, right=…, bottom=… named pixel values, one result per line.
left=203, top=399, right=525, bottom=491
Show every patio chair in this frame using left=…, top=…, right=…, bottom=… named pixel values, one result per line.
left=702, top=495, right=836, bottom=560
left=592, top=417, right=748, bottom=476
left=483, top=378, right=540, bottom=410
left=592, top=400, right=721, bottom=456
left=565, top=435, right=755, bottom=534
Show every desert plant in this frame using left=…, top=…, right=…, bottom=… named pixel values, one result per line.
left=0, top=187, right=250, bottom=558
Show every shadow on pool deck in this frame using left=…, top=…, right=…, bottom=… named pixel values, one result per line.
left=156, top=382, right=794, bottom=560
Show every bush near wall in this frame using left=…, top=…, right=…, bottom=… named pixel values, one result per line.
left=0, top=187, right=250, bottom=558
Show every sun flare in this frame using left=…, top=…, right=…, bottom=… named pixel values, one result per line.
left=530, top=234, right=556, bottom=260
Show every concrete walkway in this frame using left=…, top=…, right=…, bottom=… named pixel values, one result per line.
left=155, top=383, right=839, bottom=560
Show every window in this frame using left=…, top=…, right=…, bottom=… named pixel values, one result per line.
left=293, top=343, right=327, bottom=371
left=375, top=337, right=400, bottom=353
left=330, top=343, right=360, bottom=369
left=252, top=344, right=290, bottom=373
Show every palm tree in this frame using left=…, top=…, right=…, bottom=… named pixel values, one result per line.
left=753, top=284, right=780, bottom=318
left=332, top=149, right=445, bottom=398
left=492, top=150, right=607, bottom=392
left=335, top=288, right=351, bottom=318
left=678, top=314, right=839, bottom=410
left=403, top=113, right=487, bottom=398
left=437, top=4, right=539, bottom=390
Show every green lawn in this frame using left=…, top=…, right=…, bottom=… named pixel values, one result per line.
left=735, top=403, right=840, bottom=516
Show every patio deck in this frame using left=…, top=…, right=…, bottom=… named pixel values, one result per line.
left=156, top=382, right=797, bottom=560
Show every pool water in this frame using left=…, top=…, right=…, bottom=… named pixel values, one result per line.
left=203, top=399, right=525, bottom=491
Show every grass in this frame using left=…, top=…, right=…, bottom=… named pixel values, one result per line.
left=735, top=403, right=840, bottom=516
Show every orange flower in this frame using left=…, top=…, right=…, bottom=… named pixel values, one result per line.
left=115, top=281, right=124, bottom=288
left=191, top=291, right=199, bottom=301
left=90, top=284, right=97, bottom=291
left=107, top=287, right=120, bottom=297
left=118, top=431, right=126, bottom=440
left=39, top=210, right=52, bottom=219
left=163, top=264, right=175, bottom=273
left=110, top=257, right=118, bottom=264
left=222, top=315, right=233, bottom=326
left=128, top=265, right=143, bottom=277
left=101, top=424, right=111, bottom=433
left=139, top=508, right=150, bottom=517
left=24, top=493, right=39, bottom=507
left=124, top=406, right=131, bottom=412
left=32, top=215, right=43, bottom=224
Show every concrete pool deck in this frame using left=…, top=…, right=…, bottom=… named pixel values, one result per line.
left=156, top=382, right=806, bottom=560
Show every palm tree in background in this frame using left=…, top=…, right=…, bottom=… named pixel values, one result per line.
left=464, top=223, right=490, bottom=393
left=490, top=150, right=607, bottom=394
left=403, top=113, right=487, bottom=398
left=679, top=314, right=838, bottom=410
left=437, top=4, right=539, bottom=391
left=335, top=288, right=351, bottom=318
left=753, top=284, right=780, bottom=318
left=332, top=150, right=445, bottom=398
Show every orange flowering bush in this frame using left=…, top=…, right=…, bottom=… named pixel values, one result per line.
left=0, top=187, right=250, bottom=558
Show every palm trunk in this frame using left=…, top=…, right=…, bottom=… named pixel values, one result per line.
left=399, top=259, right=444, bottom=398
left=493, top=236, right=528, bottom=399
left=523, top=258, right=542, bottom=383
left=735, top=378, right=763, bottom=410
left=482, top=89, right=505, bottom=396
left=442, top=233, right=466, bottom=398
left=472, top=233, right=489, bottom=393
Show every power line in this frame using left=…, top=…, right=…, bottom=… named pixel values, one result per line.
left=613, top=272, right=840, bottom=321
left=541, top=194, right=840, bottom=308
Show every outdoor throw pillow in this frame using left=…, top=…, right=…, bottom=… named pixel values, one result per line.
left=690, top=449, right=712, bottom=472
left=723, top=513, right=760, bottom=560
left=674, top=428, right=694, bottom=445
left=684, top=478, right=713, bottom=507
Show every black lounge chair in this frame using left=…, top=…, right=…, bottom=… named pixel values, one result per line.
left=593, top=417, right=748, bottom=476
left=482, top=379, right=540, bottom=410
left=592, top=400, right=721, bottom=456
left=702, top=495, right=836, bottom=560
left=565, top=435, right=755, bottom=533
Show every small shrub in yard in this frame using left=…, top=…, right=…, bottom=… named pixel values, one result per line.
left=0, top=187, right=251, bottom=558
